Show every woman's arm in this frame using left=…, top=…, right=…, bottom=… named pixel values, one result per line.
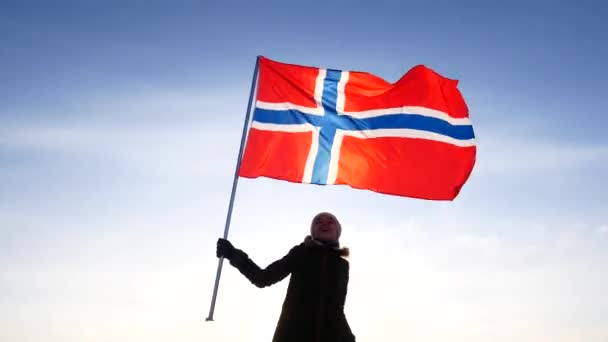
left=339, top=261, right=356, bottom=341
left=341, top=313, right=355, bottom=342
left=219, top=239, right=304, bottom=288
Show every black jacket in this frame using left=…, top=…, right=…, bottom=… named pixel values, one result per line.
left=228, top=238, right=355, bottom=342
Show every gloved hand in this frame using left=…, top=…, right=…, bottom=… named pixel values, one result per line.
left=216, top=238, right=236, bottom=260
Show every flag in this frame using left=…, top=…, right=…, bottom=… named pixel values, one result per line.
left=238, top=56, right=476, bottom=200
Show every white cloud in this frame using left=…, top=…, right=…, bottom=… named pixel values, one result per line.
left=597, top=225, right=608, bottom=234
left=0, top=123, right=228, bottom=178
left=0, top=88, right=248, bottom=179
left=475, top=137, right=608, bottom=176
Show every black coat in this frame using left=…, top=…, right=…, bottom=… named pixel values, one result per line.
left=228, top=238, right=356, bottom=342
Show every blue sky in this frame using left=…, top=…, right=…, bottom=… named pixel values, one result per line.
left=1, top=1, right=607, bottom=341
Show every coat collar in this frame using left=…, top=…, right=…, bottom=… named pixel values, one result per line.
left=304, top=235, right=350, bottom=258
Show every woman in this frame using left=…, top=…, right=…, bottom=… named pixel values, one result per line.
left=216, top=212, right=356, bottom=342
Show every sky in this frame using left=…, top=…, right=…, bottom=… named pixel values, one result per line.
left=1, top=0, right=607, bottom=341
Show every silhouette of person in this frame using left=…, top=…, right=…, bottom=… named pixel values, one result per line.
left=217, top=211, right=355, bottom=342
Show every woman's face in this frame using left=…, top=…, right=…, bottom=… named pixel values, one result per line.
left=311, top=213, right=339, bottom=242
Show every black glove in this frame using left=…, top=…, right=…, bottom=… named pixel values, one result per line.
left=216, top=238, right=236, bottom=260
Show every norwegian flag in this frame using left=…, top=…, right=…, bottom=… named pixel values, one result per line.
left=238, top=56, right=476, bottom=200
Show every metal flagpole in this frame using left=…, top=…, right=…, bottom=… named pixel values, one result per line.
left=205, top=55, right=261, bottom=322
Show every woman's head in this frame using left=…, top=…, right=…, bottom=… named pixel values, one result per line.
left=310, top=212, right=341, bottom=242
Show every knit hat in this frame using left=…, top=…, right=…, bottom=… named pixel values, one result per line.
left=310, top=212, right=342, bottom=241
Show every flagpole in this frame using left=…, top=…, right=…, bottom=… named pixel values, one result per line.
left=205, top=56, right=261, bottom=322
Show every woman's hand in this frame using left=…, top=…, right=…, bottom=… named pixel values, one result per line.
left=216, top=238, right=236, bottom=260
